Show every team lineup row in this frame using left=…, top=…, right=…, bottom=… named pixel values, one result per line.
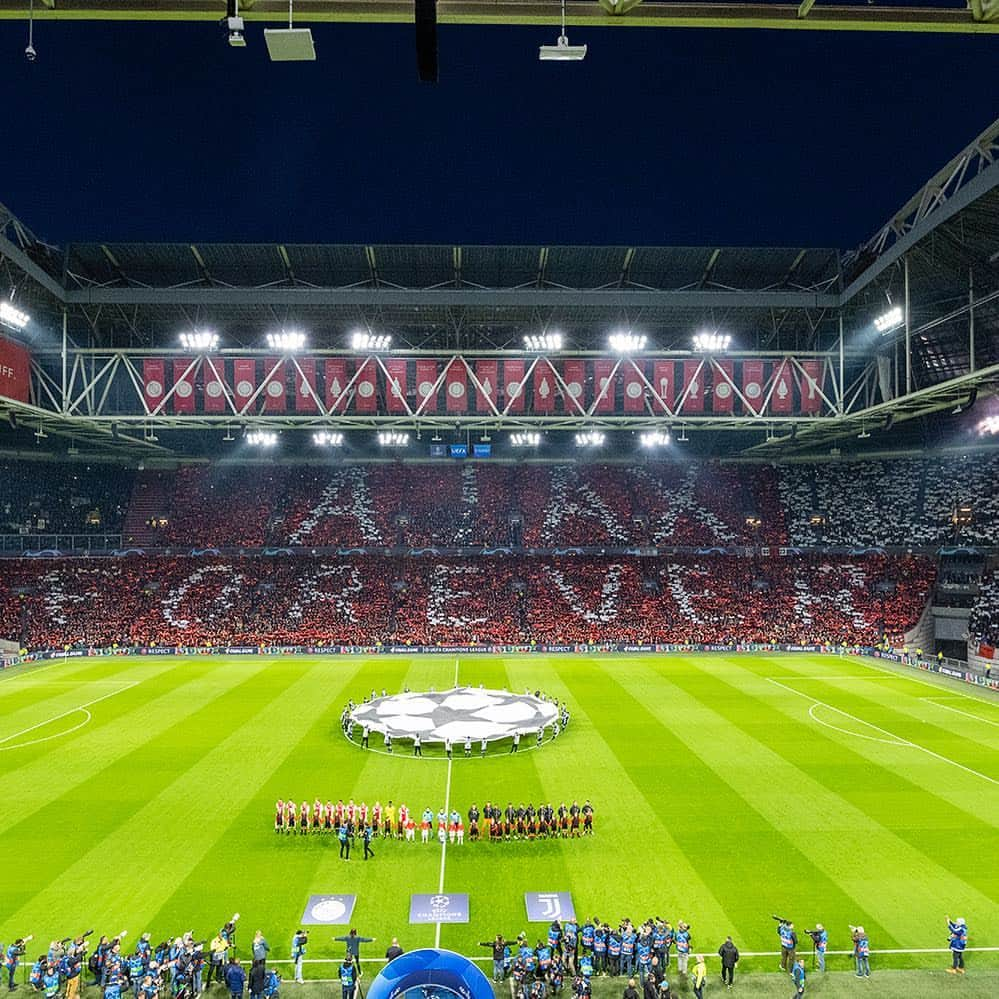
left=272, top=800, right=595, bottom=839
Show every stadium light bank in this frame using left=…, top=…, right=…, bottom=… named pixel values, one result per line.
left=640, top=430, right=671, bottom=448
left=523, top=333, right=564, bottom=351
left=575, top=431, right=606, bottom=448
left=179, top=331, right=219, bottom=351
left=266, top=331, right=307, bottom=351
left=510, top=432, right=542, bottom=448
left=0, top=300, right=30, bottom=332
left=378, top=431, right=410, bottom=447
left=313, top=431, right=344, bottom=447
left=608, top=332, right=648, bottom=353
left=539, top=0, right=587, bottom=60
left=351, top=331, right=392, bottom=351
left=874, top=305, right=904, bottom=334
left=246, top=431, right=278, bottom=447
left=692, top=332, right=731, bottom=353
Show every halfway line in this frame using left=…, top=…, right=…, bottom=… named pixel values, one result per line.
left=435, top=658, right=459, bottom=948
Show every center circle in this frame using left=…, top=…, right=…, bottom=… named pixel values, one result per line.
left=349, top=687, right=559, bottom=745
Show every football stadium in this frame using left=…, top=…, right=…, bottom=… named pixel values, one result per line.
left=0, top=6, right=998, bottom=999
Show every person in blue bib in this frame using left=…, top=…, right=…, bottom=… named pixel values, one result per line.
left=674, top=924, right=691, bottom=978
left=338, top=956, right=357, bottom=999
left=537, top=943, right=552, bottom=975
left=592, top=926, right=607, bottom=976
left=291, top=931, right=308, bottom=985
left=620, top=927, right=635, bottom=977
left=777, top=921, right=797, bottom=974
left=850, top=926, right=870, bottom=978
left=606, top=932, right=621, bottom=977
left=5, top=939, right=29, bottom=991
left=636, top=940, right=652, bottom=985
left=580, top=922, right=595, bottom=962
left=791, top=958, right=805, bottom=996
left=562, top=921, right=578, bottom=973
left=577, top=954, right=593, bottom=982
left=946, top=917, right=967, bottom=975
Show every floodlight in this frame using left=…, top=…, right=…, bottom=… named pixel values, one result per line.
left=0, top=300, right=30, bottom=331
left=977, top=415, right=999, bottom=437
left=639, top=430, right=670, bottom=448
left=510, top=432, right=541, bottom=448
left=874, top=305, right=903, bottom=334
left=378, top=431, right=410, bottom=447
left=523, top=333, right=563, bottom=351
left=350, top=331, right=392, bottom=351
left=179, top=331, right=219, bottom=351
left=539, top=0, right=586, bottom=60
left=575, top=431, right=605, bottom=448
left=608, top=331, right=647, bottom=352
left=692, top=331, right=731, bottom=353
left=266, top=330, right=306, bottom=351
left=313, top=431, right=344, bottom=446
left=223, top=0, right=245, bottom=47
left=246, top=431, right=278, bottom=447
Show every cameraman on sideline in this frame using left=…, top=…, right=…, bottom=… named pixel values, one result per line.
left=775, top=918, right=797, bottom=974
left=804, top=925, right=827, bottom=973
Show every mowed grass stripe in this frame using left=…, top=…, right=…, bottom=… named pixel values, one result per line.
left=0, top=657, right=337, bottom=943
left=748, top=656, right=999, bottom=919
left=551, top=657, right=750, bottom=944
left=145, top=655, right=409, bottom=955
left=279, top=656, right=454, bottom=954
left=664, top=656, right=996, bottom=947
left=442, top=657, right=580, bottom=956
left=767, top=658, right=999, bottom=772
left=760, top=655, right=999, bottom=832
left=586, top=656, right=892, bottom=949
left=0, top=658, right=247, bottom=842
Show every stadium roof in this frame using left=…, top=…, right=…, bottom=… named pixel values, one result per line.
left=0, top=116, right=997, bottom=459
left=0, top=0, right=995, bottom=34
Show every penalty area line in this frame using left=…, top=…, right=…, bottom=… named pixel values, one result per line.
left=920, top=698, right=999, bottom=729
left=0, top=681, right=141, bottom=751
left=767, top=677, right=998, bottom=786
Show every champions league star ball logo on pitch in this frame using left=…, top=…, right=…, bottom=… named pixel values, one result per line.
left=409, top=894, right=470, bottom=924
left=350, top=688, right=558, bottom=745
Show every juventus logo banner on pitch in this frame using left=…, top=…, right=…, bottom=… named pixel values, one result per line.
left=299, top=894, right=357, bottom=926
left=525, top=892, right=576, bottom=922
left=409, top=893, right=470, bottom=924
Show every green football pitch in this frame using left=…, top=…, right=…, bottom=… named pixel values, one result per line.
left=1, top=651, right=996, bottom=992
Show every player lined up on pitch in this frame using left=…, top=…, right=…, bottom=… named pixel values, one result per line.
left=272, top=799, right=594, bottom=844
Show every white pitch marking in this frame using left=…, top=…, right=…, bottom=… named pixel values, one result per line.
left=0, top=681, right=141, bottom=751
left=0, top=660, right=67, bottom=685
left=807, top=702, right=907, bottom=746
left=848, top=654, right=999, bottom=706
left=768, top=677, right=998, bottom=786
left=434, top=659, right=460, bottom=949
left=921, top=698, right=999, bottom=729
left=765, top=675, right=902, bottom=681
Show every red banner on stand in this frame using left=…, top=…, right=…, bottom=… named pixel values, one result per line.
left=770, top=360, right=794, bottom=414
left=680, top=360, right=704, bottom=413
left=562, top=359, right=586, bottom=414
left=742, top=359, right=765, bottom=415
left=623, top=361, right=646, bottom=413
left=0, top=334, right=30, bottom=404
left=503, top=359, right=526, bottom=413
left=172, top=359, right=196, bottom=414
left=445, top=361, right=468, bottom=413
left=474, top=360, right=498, bottom=413
left=651, top=360, right=674, bottom=414
left=295, top=358, right=318, bottom=413
left=385, top=358, right=409, bottom=414
left=712, top=359, right=735, bottom=414
left=533, top=360, right=556, bottom=414
left=592, top=359, right=615, bottom=414
left=354, top=359, right=377, bottom=413
left=415, top=360, right=438, bottom=414
left=263, top=358, right=287, bottom=413
left=799, top=359, right=824, bottom=414
left=325, top=359, right=348, bottom=413
left=203, top=357, right=228, bottom=413
left=142, top=358, right=166, bottom=413
left=233, top=358, right=257, bottom=413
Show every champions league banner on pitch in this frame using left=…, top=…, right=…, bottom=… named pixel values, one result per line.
left=409, top=894, right=470, bottom=924
left=300, top=894, right=357, bottom=925
left=525, top=892, right=576, bottom=922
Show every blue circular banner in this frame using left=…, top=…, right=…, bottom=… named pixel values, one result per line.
left=366, top=949, right=493, bottom=999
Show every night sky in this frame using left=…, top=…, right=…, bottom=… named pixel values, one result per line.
left=0, top=19, right=996, bottom=248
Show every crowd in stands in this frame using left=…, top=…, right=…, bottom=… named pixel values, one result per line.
left=3, top=453, right=996, bottom=550
left=0, top=462, right=132, bottom=535
left=969, top=571, right=999, bottom=646
left=0, top=554, right=934, bottom=651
